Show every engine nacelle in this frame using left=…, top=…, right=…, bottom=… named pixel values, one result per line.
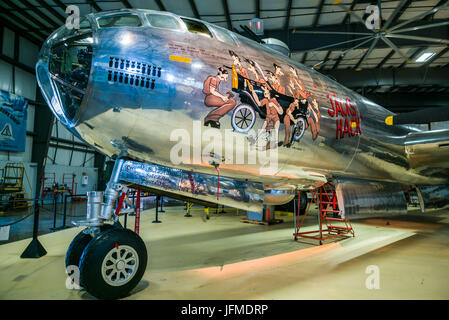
left=334, top=178, right=407, bottom=219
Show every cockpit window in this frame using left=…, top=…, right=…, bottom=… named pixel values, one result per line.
left=210, top=25, right=235, bottom=45
left=79, top=18, right=92, bottom=31
left=181, top=18, right=213, bottom=38
left=48, top=33, right=93, bottom=122
left=147, top=14, right=182, bottom=31
left=97, top=14, right=142, bottom=28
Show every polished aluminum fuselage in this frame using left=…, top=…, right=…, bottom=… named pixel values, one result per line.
left=37, top=10, right=449, bottom=192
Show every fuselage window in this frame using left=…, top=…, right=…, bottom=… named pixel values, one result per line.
left=97, top=14, right=142, bottom=28
left=147, top=14, right=182, bottom=31
left=210, top=25, right=235, bottom=45
left=181, top=18, right=213, bottom=38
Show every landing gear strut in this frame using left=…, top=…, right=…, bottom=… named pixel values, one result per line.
left=66, top=159, right=148, bottom=299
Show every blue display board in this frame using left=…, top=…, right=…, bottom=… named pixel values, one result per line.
left=0, top=90, right=28, bottom=152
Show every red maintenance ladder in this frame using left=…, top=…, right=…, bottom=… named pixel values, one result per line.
left=294, top=182, right=354, bottom=245
left=41, top=172, right=56, bottom=199
left=62, top=173, right=76, bottom=196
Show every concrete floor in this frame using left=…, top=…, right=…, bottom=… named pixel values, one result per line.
left=0, top=205, right=448, bottom=299
left=0, top=196, right=181, bottom=243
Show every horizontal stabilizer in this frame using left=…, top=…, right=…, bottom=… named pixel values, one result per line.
left=385, top=107, right=449, bottom=125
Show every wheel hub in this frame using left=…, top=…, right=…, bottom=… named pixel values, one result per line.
left=115, top=260, right=125, bottom=271
left=101, top=245, right=139, bottom=286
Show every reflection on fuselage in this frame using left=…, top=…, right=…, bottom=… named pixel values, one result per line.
left=36, top=9, right=449, bottom=189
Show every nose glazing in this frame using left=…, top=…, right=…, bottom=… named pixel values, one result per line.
left=36, top=18, right=94, bottom=126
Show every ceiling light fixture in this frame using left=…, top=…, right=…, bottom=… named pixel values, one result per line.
left=415, top=51, right=435, bottom=62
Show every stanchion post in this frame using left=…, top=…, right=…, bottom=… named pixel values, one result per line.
left=152, top=194, right=162, bottom=223
left=134, top=187, right=141, bottom=233
left=21, top=200, right=47, bottom=258
left=184, top=202, right=192, bottom=217
left=294, top=193, right=298, bottom=241
left=51, top=193, right=58, bottom=230
left=62, top=193, right=68, bottom=229
left=159, top=195, right=165, bottom=212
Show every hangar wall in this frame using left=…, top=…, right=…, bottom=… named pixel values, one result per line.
left=0, top=27, right=99, bottom=200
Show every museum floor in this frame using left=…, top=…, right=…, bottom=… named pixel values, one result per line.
left=1, top=205, right=448, bottom=299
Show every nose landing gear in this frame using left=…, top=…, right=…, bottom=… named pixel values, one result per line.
left=65, top=158, right=148, bottom=299
left=79, top=228, right=147, bottom=300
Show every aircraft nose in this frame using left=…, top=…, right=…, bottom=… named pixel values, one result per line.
left=36, top=21, right=94, bottom=127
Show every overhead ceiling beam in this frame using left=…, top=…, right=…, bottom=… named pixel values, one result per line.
left=0, top=9, right=47, bottom=42
left=121, top=0, right=133, bottom=8
left=155, top=0, right=166, bottom=11
left=376, top=49, right=395, bottom=68
left=353, top=38, right=379, bottom=70
left=17, top=0, right=60, bottom=29
left=301, top=52, right=308, bottom=65
left=397, top=47, right=426, bottom=69
left=313, top=0, right=326, bottom=28
left=265, top=20, right=449, bottom=52
left=256, top=0, right=260, bottom=19
left=86, top=0, right=102, bottom=12
left=52, top=0, right=69, bottom=12
left=322, top=66, right=449, bottom=87
left=316, top=50, right=332, bottom=70
left=285, top=0, right=293, bottom=31
left=332, top=55, right=343, bottom=70
left=35, top=0, right=66, bottom=24
left=382, top=0, right=412, bottom=30
left=189, top=0, right=200, bottom=19
left=427, top=0, right=448, bottom=20
left=342, top=0, right=359, bottom=24
left=222, top=0, right=232, bottom=30
left=1, top=0, right=51, bottom=39
left=387, top=1, right=449, bottom=32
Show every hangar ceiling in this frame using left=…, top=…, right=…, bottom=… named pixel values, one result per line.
left=0, top=0, right=448, bottom=112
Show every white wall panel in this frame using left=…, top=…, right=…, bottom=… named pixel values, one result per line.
left=2, top=28, right=15, bottom=59
left=19, top=37, right=39, bottom=68
left=0, top=61, right=13, bottom=93
left=53, top=148, right=71, bottom=166
left=14, top=67, right=36, bottom=101
left=58, top=122, right=75, bottom=140
left=70, top=150, right=86, bottom=167
left=26, top=104, right=35, bottom=132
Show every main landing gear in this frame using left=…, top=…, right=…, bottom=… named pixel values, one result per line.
left=66, top=159, right=148, bottom=299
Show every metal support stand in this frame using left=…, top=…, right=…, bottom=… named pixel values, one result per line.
left=21, top=200, right=47, bottom=258
left=134, top=187, right=141, bottom=233
left=152, top=195, right=162, bottom=223
left=62, top=194, right=68, bottom=229
left=159, top=195, right=165, bottom=212
left=294, top=196, right=298, bottom=241
left=184, top=202, right=192, bottom=217
left=50, top=193, right=70, bottom=231
left=51, top=192, right=58, bottom=230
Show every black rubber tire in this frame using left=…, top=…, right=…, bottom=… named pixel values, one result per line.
left=65, top=224, right=116, bottom=270
left=79, top=228, right=147, bottom=300
left=299, top=191, right=308, bottom=214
